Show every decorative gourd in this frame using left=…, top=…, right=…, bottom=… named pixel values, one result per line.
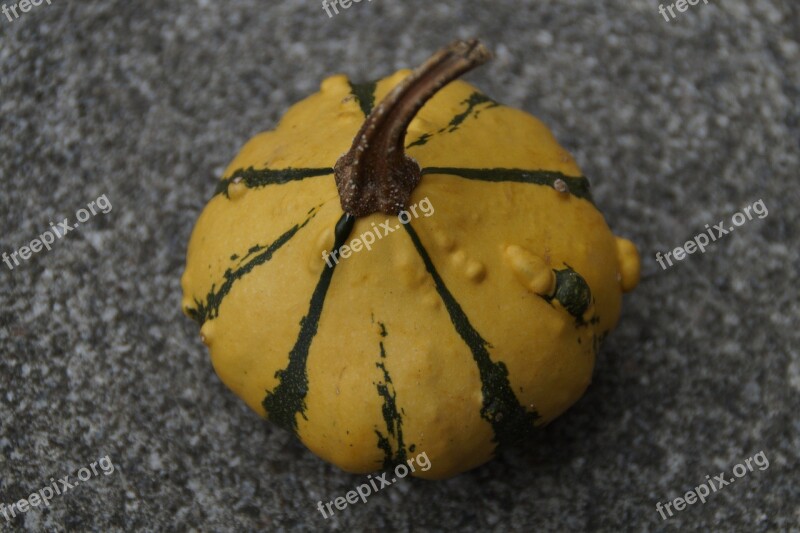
left=181, top=40, right=640, bottom=479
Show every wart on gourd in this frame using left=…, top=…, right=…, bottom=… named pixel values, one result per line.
left=181, top=39, right=640, bottom=479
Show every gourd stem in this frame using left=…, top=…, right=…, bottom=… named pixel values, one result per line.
left=334, top=39, right=492, bottom=217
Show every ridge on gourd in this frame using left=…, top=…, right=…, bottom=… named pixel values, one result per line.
left=181, top=39, right=641, bottom=479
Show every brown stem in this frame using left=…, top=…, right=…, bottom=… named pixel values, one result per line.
left=334, top=39, right=492, bottom=217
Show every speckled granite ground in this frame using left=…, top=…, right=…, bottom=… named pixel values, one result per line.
left=1, top=0, right=798, bottom=531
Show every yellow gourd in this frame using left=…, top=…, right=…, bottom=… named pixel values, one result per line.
left=181, top=40, right=640, bottom=479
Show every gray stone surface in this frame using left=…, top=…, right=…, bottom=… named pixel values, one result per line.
left=1, top=0, right=798, bottom=531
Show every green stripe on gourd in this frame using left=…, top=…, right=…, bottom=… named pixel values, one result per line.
left=216, top=167, right=333, bottom=197
left=407, top=91, right=498, bottom=148
left=185, top=207, right=320, bottom=325
left=372, top=322, right=409, bottom=468
left=214, top=165, right=593, bottom=203
left=262, top=213, right=355, bottom=435
left=348, top=80, right=378, bottom=117
left=403, top=222, right=540, bottom=448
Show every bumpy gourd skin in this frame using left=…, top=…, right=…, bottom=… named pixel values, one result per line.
left=181, top=69, right=640, bottom=479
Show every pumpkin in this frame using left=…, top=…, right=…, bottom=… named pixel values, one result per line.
left=181, top=39, right=640, bottom=479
